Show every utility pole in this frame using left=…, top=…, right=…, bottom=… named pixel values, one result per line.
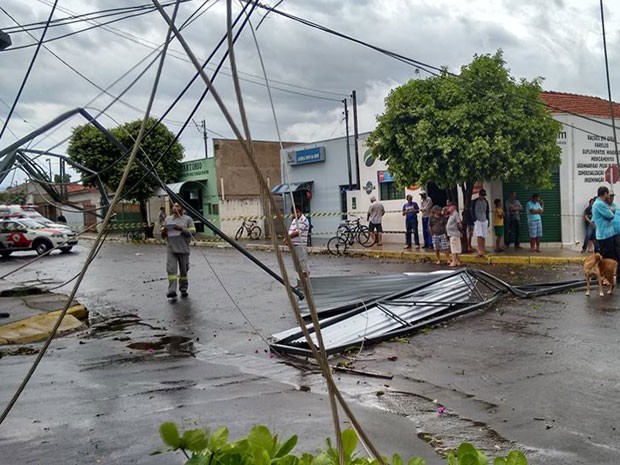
left=351, top=90, right=360, bottom=189
left=201, top=119, right=208, bottom=158
left=343, top=98, right=352, bottom=190
left=193, top=119, right=209, bottom=158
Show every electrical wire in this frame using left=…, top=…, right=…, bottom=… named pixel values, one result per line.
left=0, top=0, right=179, bottom=426
left=0, top=1, right=58, bottom=142
left=252, top=1, right=620, bottom=133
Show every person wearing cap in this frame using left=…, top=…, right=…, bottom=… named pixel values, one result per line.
left=526, top=193, right=544, bottom=253
left=419, top=190, right=433, bottom=248
left=471, top=188, right=490, bottom=256
left=402, top=194, right=420, bottom=249
left=161, top=202, right=196, bottom=299
left=367, top=195, right=385, bottom=246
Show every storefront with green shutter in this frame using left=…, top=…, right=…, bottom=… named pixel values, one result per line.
left=502, top=169, right=562, bottom=243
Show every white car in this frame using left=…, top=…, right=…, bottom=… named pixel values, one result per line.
left=0, top=219, right=78, bottom=256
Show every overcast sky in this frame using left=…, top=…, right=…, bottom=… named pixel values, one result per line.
left=1, top=0, right=619, bottom=187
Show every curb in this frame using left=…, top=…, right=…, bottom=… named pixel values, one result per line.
left=0, top=304, right=88, bottom=345
left=82, top=236, right=585, bottom=267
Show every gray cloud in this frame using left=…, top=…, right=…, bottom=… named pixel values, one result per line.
left=1, top=0, right=619, bottom=181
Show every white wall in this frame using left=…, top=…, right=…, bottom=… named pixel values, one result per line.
left=219, top=197, right=263, bottom=237
left=279, top=136, right=357, bottom=236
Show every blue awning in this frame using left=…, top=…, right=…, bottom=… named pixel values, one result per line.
left=271, top=181, right=313, bottom=195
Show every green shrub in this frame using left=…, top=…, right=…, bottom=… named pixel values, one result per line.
left=157, top=422, right=527, bottom=465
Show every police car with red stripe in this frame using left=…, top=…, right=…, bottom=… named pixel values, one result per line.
left=0, top=218, right=78, bottom=257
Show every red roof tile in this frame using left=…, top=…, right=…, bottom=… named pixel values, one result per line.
left=541, top=91, right=620, bottom=118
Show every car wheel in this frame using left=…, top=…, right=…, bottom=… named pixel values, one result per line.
left=34, top=239, right=52, bottom=255
left=60, top=246, right=73, bottom=253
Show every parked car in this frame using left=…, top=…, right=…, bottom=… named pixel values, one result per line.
left=0, top=218, right=78, bottom=256
left=0, top=205, right=73, bottom=231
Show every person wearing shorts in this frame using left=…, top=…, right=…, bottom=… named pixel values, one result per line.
left=471, top=189, right=490, bottom=256
left=367, top=196, right=385, bottom=246
left=429, top=205, right=450, bottom=264
left=493, top=198, right=505, bottom=252
left=526, top=193, right=544, bottom=253
left=445, top=203, right=462, bottom=266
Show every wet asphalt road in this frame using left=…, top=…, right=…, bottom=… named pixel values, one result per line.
left=0, top=241, right=618, bottom=464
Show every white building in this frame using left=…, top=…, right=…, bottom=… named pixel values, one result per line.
left=279, top=91, right=620, bottom=249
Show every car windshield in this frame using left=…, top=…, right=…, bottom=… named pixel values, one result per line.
left=18, top=219, right=48, bottom=229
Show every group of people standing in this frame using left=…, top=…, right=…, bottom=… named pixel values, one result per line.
left=397, top=189, right=546, bottom=259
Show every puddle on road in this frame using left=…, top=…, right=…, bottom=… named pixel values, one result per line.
left=87, top=312, right=164, bottom=337
left=127, top=335, right=194, bottom=356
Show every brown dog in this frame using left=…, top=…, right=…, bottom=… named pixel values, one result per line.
left=584, top=253, right=617, bottom=297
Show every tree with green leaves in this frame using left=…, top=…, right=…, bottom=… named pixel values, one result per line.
left=67, top=117, right=184, bottom=229
left=367, top=51, right=562, bottom=209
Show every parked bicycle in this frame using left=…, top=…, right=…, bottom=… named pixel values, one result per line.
left=235, top=219, right=262, bottom=240
left=327, top=217, right=372, bottom=255
left=125, top=228, right=145, bottom=241
left=337, top=217, right=372, bottom=247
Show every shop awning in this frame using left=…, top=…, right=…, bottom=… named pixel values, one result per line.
left=271, top=181, right=313, bottom=195
left=155, top=181, right=203, bottom=196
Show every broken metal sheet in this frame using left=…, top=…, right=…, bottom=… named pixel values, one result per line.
left=273, top=269, right=587, bottom=357
left=298, top=270, right=455, bottom=317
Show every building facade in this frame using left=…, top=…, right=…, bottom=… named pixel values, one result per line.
left=152, top=139, right=296, bottom=237
left=277, top=91, right=620, bottom=249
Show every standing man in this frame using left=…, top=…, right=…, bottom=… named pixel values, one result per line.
left=592, top=186, right=618, bottom=273
left=602, top=191, right=620, bottom=281
left=402, top=194, right=420, bottom=249
left=367, top=196, right=385, bottom=246
left=161, top=202, right=196, bottom=299
left=505, top=192, right=523, bottom=248
left=526, top=193, right=544, bottom=253
left=581, top=197, right=596, bottom=253
left=288, top=204, right=310, bottom=277
left=471, top=189, right=490, bottom=256
left=420, top=190, right=433, bottom=249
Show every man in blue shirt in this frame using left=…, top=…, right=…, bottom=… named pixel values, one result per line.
left=402, top=194, right=420, bottom=249
left=604, top=191, right=620, bottom=281
left=592, top=186, right=620, bottom=283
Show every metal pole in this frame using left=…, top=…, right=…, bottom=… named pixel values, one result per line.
left=600, top=0, right=620, bottom=187
left=352, top=90, right=360, bottom=189
left=202, top=119, right=208, bottom=158
left=343, top=98, right=352, bottom=190
left=45, top=158, right=52, bottom=181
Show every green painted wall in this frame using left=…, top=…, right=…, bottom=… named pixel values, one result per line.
left=180, top=158, right=219, bottom=236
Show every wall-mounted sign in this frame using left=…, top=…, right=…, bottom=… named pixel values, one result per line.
left=364, top=180, right=375, bottom=194
left=181, top=159, right=210, bottom=181
left=377, top=170, right=394, bottom=183
left=287, top=146, right=326, bottom=166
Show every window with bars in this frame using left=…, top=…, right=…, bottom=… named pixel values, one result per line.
left=379, top=181, right=400, bottom=201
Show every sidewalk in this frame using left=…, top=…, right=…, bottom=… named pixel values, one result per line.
left=83, top=233, right=586, bottom=266
left=0, top=282, right=87, bottom=346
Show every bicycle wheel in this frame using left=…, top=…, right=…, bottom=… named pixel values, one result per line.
left=357, top=225, right=372, bottom=247
left=327, top=236, right=348, bottom=256
left=134, top=230, right=145, bottom=241
left=235, top=226, right=244, bottom=241
left=249, top=226, right=262, bottom=240
left=336, top=225, right=349, bottom=239
left=126, top=231, right=134, bottom=241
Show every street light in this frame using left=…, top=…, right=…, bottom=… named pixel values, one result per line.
left=45, top=158, right=52, bottom=182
